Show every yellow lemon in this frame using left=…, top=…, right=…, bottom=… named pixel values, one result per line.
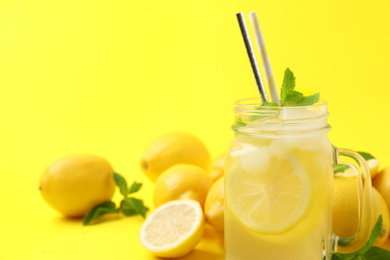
left=39, top=154, right=116, bottom=217
left=333, top=176, right=389, bottom=246
left=205, top=176, right=225, bottom=231
left=153, top=164, right=212, bottom=209
left=226, top=155, right=311, bottom=233
left=141, top=132, right=211, bottom=182
left=373, top=166, right=390, bottom=210
left=139, top=200, right=205, bottom=258
left=368, top=159, right=381, bottom=179
left=380, top=238, right=390, bottom=251
left=332, top=176, right=359, bottom=238
left=209, top=153, right=225, bottom=182
left=340, top=159, right=380, bottom=178
left=373, top=188, right=390, bottom=246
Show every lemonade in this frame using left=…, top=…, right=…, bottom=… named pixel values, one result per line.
left=224, top=98, right=369, bottom=260
left=225, top=134, right=334, bottom=259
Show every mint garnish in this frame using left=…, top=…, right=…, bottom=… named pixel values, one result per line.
left=280, top=68, right=319, bottom=106
left=262, top=68, right=319, bottom=107
left=357, top=152, right=376, bottom=161
left=121, top=197, right=148, bottom=217
left=113, top=172, right=128, bottom=196
left=333, top=151, right=376, bottom=174
left=83, top=201, right=118, bottom=225
left=83, top=172, right=149, bottom=225
left=334, top=164, right=352, bottom=174
left=262, top=101, right=279, bottom=107
left=332, top=216, right=390, bottom=259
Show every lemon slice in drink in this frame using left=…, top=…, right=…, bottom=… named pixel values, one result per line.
left=139, top=200, right=204, bottom=258
left=226, top=155, right=311, bottom=233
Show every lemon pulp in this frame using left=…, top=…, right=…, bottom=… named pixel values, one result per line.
left=139, top=200, right=204, bottom=258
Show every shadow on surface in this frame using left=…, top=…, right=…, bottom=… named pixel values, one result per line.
left=151, top=249, right=224, bottom=260
left=51, top=212, right=123, bottom=226
left=177, top=249, right=224, bottom=260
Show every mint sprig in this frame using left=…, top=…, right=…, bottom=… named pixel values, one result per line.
left=262, top=101, right=279, bottom=107
left=83, top=201, right=119, bottom=225
left=262, top=68, right=319, bottom=107
left=333, top=151, right=376, bottom=174
left=280, top=68, right=319, bottom=106
left=334, top=164, right=352, bottom=174
left=83, top=172, right=149, bottom=225
left=357, top=152, right=376, bottom=161
left=332, top=216, right=390, bottom=260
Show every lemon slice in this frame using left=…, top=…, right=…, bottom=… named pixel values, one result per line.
left=139, top=200, right=204, bottom=258
left=226, top=155, right=311, bottom=233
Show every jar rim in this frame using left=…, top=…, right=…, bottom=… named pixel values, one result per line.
left=232, top=97, right=331, bottom=136
left=234, top=97, right=328, bottom=110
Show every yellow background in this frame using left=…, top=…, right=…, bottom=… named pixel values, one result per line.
left=1, top=0, right=389, bottom=259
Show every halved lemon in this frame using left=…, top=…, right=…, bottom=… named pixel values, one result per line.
left=139, top=200, right=204, bottom=258
left=226, top=155, right=311, bottom=233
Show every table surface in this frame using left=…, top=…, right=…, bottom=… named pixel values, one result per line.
left=1, top=168, right=225, bottom=260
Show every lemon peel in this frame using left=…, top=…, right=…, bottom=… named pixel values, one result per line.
left=141, top=132, right=210, bottom=182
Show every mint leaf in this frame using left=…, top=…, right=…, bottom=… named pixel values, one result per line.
left=113, top=172, right=128, bottom=196
left=331, top=216, right=386, bottom=260
left=261, top=101, right=279, bottom=107
left=294, top=92, right=320, bottom=106
left=334, top=164, right=351, bottom=174
left=234, top=120, right=247, bottom=127
left=282, top=90, right=305, bottom=106
left=331, top=253, right=354, bottom=260
left=357, top=152, right=376, bottom=161
left=281, top=67, right=296, bottom=103
left=83, top=173, right=148, bottom=226
left=83, top=201, right=118, bottom=225
left=121, top=197, right=149, bottom=218
left=364, top=247, right=390, bottom=260
left=359, top=215, right=383, bottom=254
left=120, top=199, right=137, bottom=216
left=128, top=181, right=142, bottom=194
left=279, top=68, right=320, bottom=107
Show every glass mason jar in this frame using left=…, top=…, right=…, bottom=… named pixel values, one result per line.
left=225, top=98, right=373, bottom=260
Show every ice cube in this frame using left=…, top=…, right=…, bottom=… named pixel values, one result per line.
left=231, top=143, right=271, bottom=174
left=280, top=108, right=319, bottom=120
left=269, top=137, right=302, bottom=157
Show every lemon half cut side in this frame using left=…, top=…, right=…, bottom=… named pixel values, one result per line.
left=227, top=155, right=311, bottom=234
left=139, top=200, right=204, bottom=258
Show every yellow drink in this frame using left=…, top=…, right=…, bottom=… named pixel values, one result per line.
left=225, top=99, right=336, bottom=260
left=225, top=134, right=334, bottom=260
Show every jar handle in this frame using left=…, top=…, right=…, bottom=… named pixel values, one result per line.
left=333, top=148, right=374, bottom=253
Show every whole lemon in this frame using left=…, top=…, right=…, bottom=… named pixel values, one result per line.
left=372, top=186, right=390, bottom=246
left=209, top=154, right=225, bottom=182
left=204, top=176, right=224, bottom=231
left=380, top=238, right=390, bottom=251
left=333, top=176, right=389, bottom=246
left=373, top=166, right=390, bottom=210
left=141, top=132, right=210, bottom=182
left=332, top=177, right=359, bottom=238
left=39, top=154, right=116, bottom=217
left=153, top=164, right=212, bottom=209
